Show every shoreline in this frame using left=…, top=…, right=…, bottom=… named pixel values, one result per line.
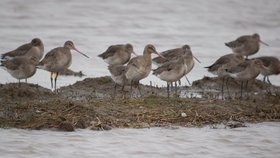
left=0, top=76, right=279, bottom=131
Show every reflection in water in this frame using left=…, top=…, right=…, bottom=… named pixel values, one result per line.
left=0, top=122, right=279, bottom=158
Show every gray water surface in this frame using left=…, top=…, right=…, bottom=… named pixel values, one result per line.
left=0, top=122, right=279, bottom=158
left=0, top=0, right=280, bottom=88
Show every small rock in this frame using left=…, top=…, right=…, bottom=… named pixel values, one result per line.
left=181, top=112, right=187, bottom=117
left=226, top=121, right=246, bottom=129
left=74, top=119, right=86, bottom=129
left=58, top=121, right=75, bottom=132
left=102, top=124, right=112, bottom=130
left=89, top=124, right=112, bottom=131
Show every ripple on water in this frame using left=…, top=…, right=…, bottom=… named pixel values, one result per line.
left=0, top=122, right=280, bottom=157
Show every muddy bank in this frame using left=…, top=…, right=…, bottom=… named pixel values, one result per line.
left=0, top=76, right=279, bottom=131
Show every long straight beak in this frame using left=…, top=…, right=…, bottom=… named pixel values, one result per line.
left=132, top=51, right=138, bottom=56
left=155, top=51, right=166, bottom=59
left=193, top=55, right=201, bottom=63
left=74, top=48, right=90, bottom=58
left=260, top=40, right=269, bottom=46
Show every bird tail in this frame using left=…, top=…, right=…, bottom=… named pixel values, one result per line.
left=1, top=55, right=13, bottom=61
left=0, top=57, right=6, bottom=66
left=98, top=53, right=105, bottom=59
left=0, top=59, right=6, bottom=67
left=224, top=41, right=236, bottom=48
left=225, top=42, right=230, bottom=47
left=36, top=65, right=45, bottom=70
left=204, top=64, right=215, bottom=70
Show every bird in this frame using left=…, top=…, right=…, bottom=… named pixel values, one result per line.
left=225, top=59, right=265, bottom=98
left=254, top=56, right=280, bottom=84
left=225, top=33, right=269, bottom=59
left=98, top=43, right=136, bottom=65
left=153, top=45, right=196, bottom=97
left=1, top=38, right=44, bottom=64
left=37, top=41, right=89, bottom=91
left=206, top=54, right=245, bottom=76
left=108, top=64, right=128, bottom=98
left=153, top=56, right=186, bottom=98
left=125, top=44, right=164, bottom=97
left=152, top=44, right=200, bottom=85
left=205, top=53, right=245, bottom=99
left=152, top=44, right=200, bottom=66
left=0, top=56, right=38, bottom=85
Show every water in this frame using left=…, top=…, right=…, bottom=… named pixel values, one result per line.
left=0, top=122, right=279, bottom=158
left=0, top=0, right=280, bottom=89
left=1, top=2, right=280, bottom=157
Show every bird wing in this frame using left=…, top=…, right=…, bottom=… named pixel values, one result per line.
left=226, top=61, right=249, bottom=73
left=213, top=55, right=233, bottom=65
left=236, top=35, right=249, bottom=43
left=127, top=56, right=143, bottom=69
left=205, top=54, right=232, bottom=71
left=153, top=60, right=177, bottom=75
left=152, top=48, right=182, bottom=64
left=38, top=47, right=61, bottom=65
left=255, top=56, right=278, bottom=67
left=98, top=45, right=122, bottom=59
left=1, top=43, right=32, bottom=58
left=1, top=57, right=25, bottom=70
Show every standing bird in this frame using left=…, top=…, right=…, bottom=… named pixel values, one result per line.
left=152, top=44, right=200, bottom=85
left=0, top=56, right=38, bottom=85
left=152, top=44, right=200, bottom=66
left=37, top=41, right=89, bottom=91
left=98, top=43, right=137, bottom=65
left=153, top=46, right=196, bottom=97
left=153, top=58, right=185, bottom=97
left=1, top=38, right=44, bottom=63
left=225, top=59, right=265, bottom=98
left=125, top=44, right=164, bottom=96
left=108, top=64, right=128, bottom=97
left=254, top=56, right=280, bottom=84
left=225, top=33, right=269, bottom=59
left=205, top=53, right=245, bottom=99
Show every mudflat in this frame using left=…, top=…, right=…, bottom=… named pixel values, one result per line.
left=0, top=76, right=279, bottom=131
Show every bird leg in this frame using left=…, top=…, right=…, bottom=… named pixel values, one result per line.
left=263, top=76, right=266, bottom=83
left=167, top=82, right=170, bottom=98
left=240, top=81, right=243, bottom=99
left=54, top=72, right=59, bottom=92
left=185, top=76, right=191, bottom=86
left=267, top=76, right=272, bottom=85
left=137, top=82, right=142, bottom=97
left=221, top=77, right=225, bottom=100
left=50, top=72, right=54, bottom=89
left=225, top=77, right=231, bottom=99
left=245, top=80, right=249, bottom=98
left=175, top=81, right=178, bottom=97
left=130, top=81, right=133, bottom=97
left=113, top=83, right=117, bottom=99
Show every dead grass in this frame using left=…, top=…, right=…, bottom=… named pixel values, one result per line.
left=0, top=76, right=279, bottom=131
